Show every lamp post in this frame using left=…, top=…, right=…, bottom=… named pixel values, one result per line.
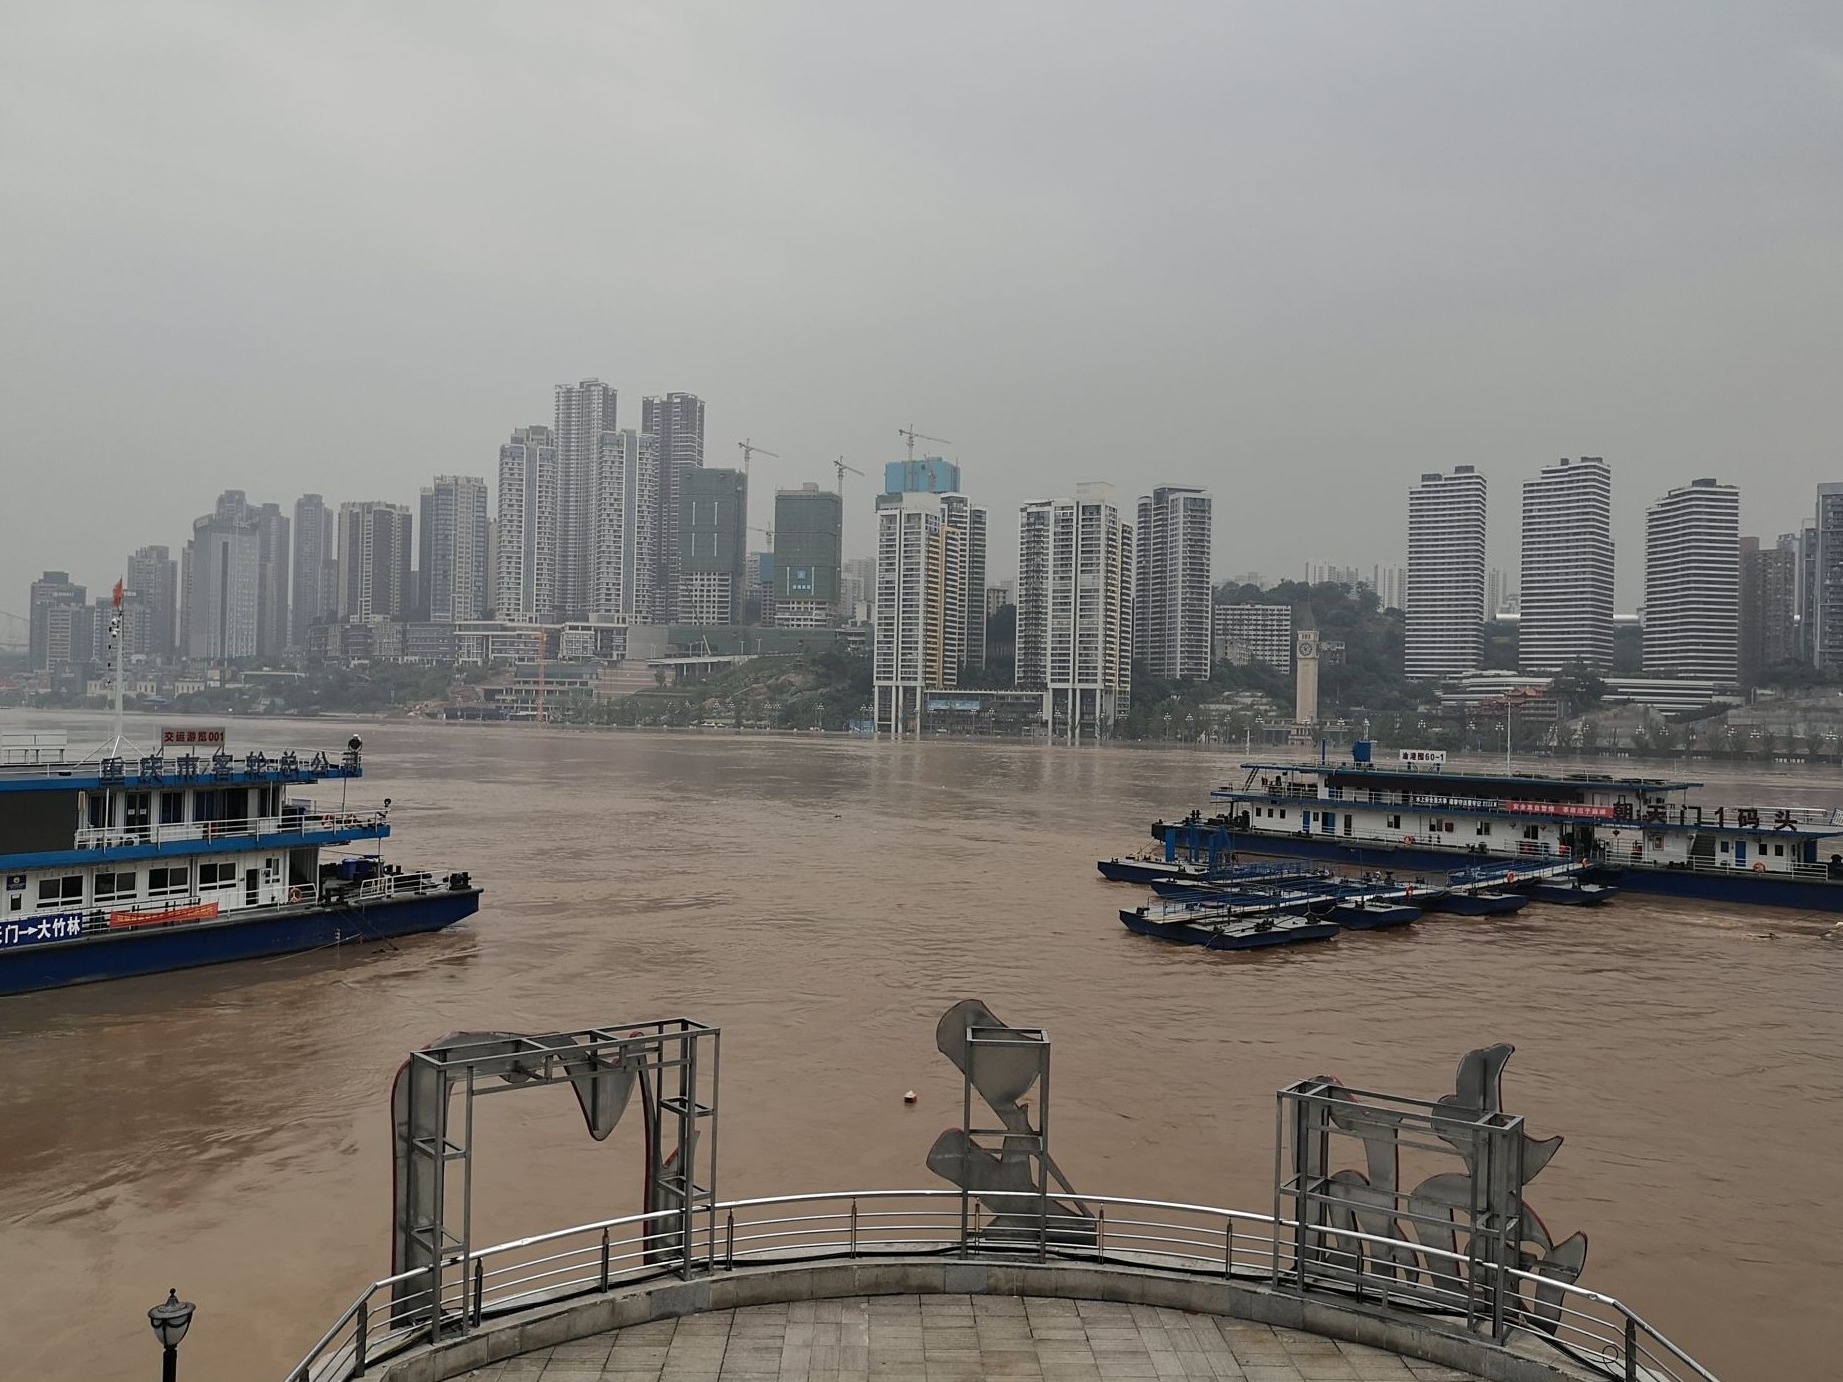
left=148, top=1289, right=196, bottom=1382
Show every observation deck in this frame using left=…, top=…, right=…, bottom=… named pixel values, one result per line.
left=289, top=1010, right=1716, bottom=1382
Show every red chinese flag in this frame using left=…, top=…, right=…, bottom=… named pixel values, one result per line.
left=112, top=579, right=124, bottom=608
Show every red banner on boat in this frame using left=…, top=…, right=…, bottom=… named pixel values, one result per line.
left=159, top=726, right=226, bottom=749
left=109, top=902, right=220, bottom=928
left=1505, top=801, right=1616, bottom=819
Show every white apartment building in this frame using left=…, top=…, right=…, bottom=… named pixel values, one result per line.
left=1520, top=457, right=1614, bottom=672
left=335, top=501, right=414, bottom=623
left=1212, top=604, right=1292, bottom=670
left=593, top=429, right=660, bottom=623
left=554, top=379, right=618, bottom=621
left=496, top=425, right=559, bottom=623
left=1644, top=478, right=1739, bottom=682
left=941, top=493, right=989, bottom=671
left=874, top=493, right=957, bottom=733
left=1135, top=485, right=1212, bottom=679
left=1404, top=465, right=1487, bottom=680
left=419, top=475, right=491, bottom=622
left=1016, top=485, right=1133, bottom=741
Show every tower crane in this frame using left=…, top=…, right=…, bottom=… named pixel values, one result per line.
left=736, top=438, right=779, bottom=476
left=748, top=525, right=774, bottom=548
left=897, top=425, right=952, bottom=463
left=833, top=455, right=865, bottom=500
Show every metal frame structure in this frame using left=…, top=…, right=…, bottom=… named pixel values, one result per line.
left=389, top=1020, right=718, bottom=1340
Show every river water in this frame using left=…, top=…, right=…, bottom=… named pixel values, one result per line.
left=0, top=713, right=1836, bottom=1381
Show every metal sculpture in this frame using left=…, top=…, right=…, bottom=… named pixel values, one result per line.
left=389, top=1021, right=718, bottom=1330
left=1278, top=1043, right=1586, bottom=1340
left=925, top=999, right=1094, bottom=1246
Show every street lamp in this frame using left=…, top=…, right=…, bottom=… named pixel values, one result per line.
left=148, top=1289, right=196, bottom=1382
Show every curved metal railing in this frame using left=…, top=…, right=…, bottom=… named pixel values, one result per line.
left=284, top=1189, right=1716, bottom=1382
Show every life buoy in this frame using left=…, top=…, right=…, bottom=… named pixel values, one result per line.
left=1752, top=862, right=1766, bottom=874
left=1505, top=871, right=1518, bottom=884
left=289, top=885, right=307, bottom=903
left=1404, top=884, right=1415, bottom=897
left=1402, top=836, right=1414, bottom=846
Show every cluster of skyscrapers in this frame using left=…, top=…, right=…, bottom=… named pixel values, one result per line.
left=872, top=471, right=1215, bottom=740
left=1402, top=456, right=1826, bottom=689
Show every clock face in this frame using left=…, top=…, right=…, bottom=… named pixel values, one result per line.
left=1298, top=636, right=1316, bottom=659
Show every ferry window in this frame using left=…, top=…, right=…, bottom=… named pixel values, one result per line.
left=1719, top=841, right=1729, bottom=853
left=149, top=867, right=189, bottom=896
left=123, top=793, right=151, bottom=834
left=85, top=793, right=107, bottom=829
left=199, top=863, right=237, bottom=889
left=1523, top=826, right=1540, bottom=841
left=37, top=876, right=83, bottom=908
left=263, top=858, right=280, bottom=882
left=160, top=791, right=185, bottom=824
left=1279, top=809, right=1287, bottom=820
left=1774, top=844, right=1785, bottom=857
left=95, top=871, right=137, bottom=902
left=1386, top=814, right=1401, bottom=830
left=1476, top=822, right=1493, bottom=836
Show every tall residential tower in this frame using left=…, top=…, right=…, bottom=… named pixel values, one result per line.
left=1404, top=466, right=1487, bottom=680
left=1015, top=485, right=1133, bottom=740
left=1134, top=486, right=1213, bottom=679
left=1520, top=457, right=1614, bottom=672
left=1643, top=479, right=1739, bottom=682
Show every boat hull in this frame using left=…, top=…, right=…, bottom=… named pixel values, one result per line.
left=1329, top=902, right=1420, bottom=930
left=1421, top=891, right=1529, bottom=917
left=1097, top=859, right=1209, bottom=885
left=1224, top=833, right=1843, bottom=913
left=0, top=888, right=482, bottom=997
left=1527, top=883, right=1619, bottom=907
left=1118, top=908, right=1341, bottom=950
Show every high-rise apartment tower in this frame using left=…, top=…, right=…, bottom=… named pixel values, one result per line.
left=1520, top=457, right=1614, bottom=672
left=1134, top=486, right=1213, bottom=679
left=1404, top=466, right=1487, bottom=680
left=1643, top=479, right=1739, bottom=682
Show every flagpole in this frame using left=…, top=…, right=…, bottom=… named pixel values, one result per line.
left=108, top=577, right=126, bottom=758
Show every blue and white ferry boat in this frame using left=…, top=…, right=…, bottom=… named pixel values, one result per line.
left=0, top=726, right=480, bottom=996
left=1196, top=744, right=1843, bottom=913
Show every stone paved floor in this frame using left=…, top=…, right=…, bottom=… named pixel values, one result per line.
left=455, top=1295, right=1484, bottom=1381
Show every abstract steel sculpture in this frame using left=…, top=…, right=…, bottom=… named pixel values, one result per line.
left=1278, top=1043, right=1587, bottom=1340
left=389, top=1021, right=718, bottom=1329
left=925, top=999, right=1094, bottom=1246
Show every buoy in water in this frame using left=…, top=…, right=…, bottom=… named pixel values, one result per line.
left=903, top=1090, right=918, bottom=1105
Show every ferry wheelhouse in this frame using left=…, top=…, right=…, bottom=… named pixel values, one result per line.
left=0, top=729, right=480, bottom=996
left=1201, top=748, right=1843, bottom=912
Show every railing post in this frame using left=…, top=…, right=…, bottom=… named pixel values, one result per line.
left=353, top=1300, right=368, bottom=1376
left=724, top=1211, right=735, bottom=1270
left=850, top=1199, right=859, bottom=1258
left=472, top=1257, right=484, bottom=1328
left=1096, top=1207, right=1105, bottom=1256
left=1624, top=1315, right=1638, bottom=1382
left=600, top=1227, right=612, bottom=1291
left=1224, top=1221, right=1234, bottom=1277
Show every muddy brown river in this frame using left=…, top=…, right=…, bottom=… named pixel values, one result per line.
left=0, top=714, right=1836, bottom=1380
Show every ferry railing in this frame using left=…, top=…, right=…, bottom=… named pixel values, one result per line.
left=73, top=807, right=388, bottom=852
left=282, top=1190, right=1716, bottom=1382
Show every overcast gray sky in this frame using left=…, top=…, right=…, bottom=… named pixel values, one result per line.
left=3, top=1, right=1841, bottom=617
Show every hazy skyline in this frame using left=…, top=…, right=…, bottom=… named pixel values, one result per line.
left=4, top=3, right=1841, bottom=615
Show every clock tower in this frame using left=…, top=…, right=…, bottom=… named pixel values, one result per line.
left=1294, top=615, right=1320, bottom=726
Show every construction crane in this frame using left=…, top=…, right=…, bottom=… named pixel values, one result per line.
left=898, top=425, right=951, bottom=463
left=736, top=438, right=779, bottom=476
left=833, top=455, right=865, bottom=500
left=748, top=525, right=774, bottom=548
